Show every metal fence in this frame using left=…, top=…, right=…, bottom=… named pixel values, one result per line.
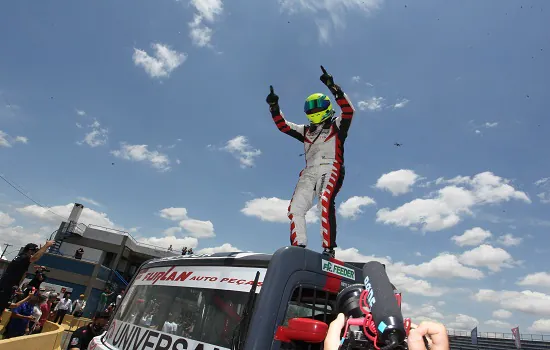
left=447, top=329, right=550, bottom=342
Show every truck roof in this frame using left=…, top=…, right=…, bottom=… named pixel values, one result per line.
left=143, top=248, right=365, bottom=272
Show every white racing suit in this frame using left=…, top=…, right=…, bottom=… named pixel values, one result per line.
left=271, top=92, right=355, bottom=249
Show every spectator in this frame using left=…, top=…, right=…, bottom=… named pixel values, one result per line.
left=72, top=294, right=87, bottom=317
left=24, top=266, right=48, bottom=297
left=74, top=248, right=84, bottom=260
left=0, top=241, right=54, bottom=322
left=34, top=293, right=56, bottom=334
left=181, top=247, right=187, bottom=256
left=168, top=245, right=173, bottom=252
left=27, top=293, right=47, bottom=334
left=66, top=311, right=110, bottom=350
left=97, top=288, right=114, bottom=313
left=2, top=294, right=41, bottom=339
left=54, top=291, right=73, bottom=324
left=188, top=248, right=193, bottom=255
left=115, top=289, right=125, bottom=307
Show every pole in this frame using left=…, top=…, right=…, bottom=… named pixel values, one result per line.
left=0, top=243, right=12, bottom=259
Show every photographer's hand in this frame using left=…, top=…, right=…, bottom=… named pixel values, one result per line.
left=408, top=321, right=450, bottom=350
left=324, top=313, right=346, bottom=350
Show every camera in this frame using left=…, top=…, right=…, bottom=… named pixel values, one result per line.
left=335, top=261, right=412, bottom=350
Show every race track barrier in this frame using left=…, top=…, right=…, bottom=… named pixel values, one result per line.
left=0, top=310, right=92, bottom=350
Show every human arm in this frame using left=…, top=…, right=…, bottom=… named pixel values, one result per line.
left=9, top=294, right=32, bottom=308
left=11, top=304, right=34, bottom=321
left=319, top=66, right=355, bottom=135
left=266, top=86, right=306, bottom=142
left=408, top=321, right=450, bottom=350
left=30, top=240, right=55, bottom=263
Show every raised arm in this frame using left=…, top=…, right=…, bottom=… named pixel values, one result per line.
left=266, top=86, right=305, bottom=142
left=319, top=66, right=355, bottom=135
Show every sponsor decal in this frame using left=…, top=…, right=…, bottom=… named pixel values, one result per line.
left=133, top=266, right=266, bottom=293
left=322, top=259, right=355, bottom=280
left=105, top=320, right=229, bottom=350
left=70, top=337, right=79, bottom=346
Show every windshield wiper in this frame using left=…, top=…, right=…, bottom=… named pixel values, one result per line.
left=231, top=271, right=261, bottom=350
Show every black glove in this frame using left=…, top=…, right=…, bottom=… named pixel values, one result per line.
left=320, top=65, right=335, bottom=88
left=266, top=85, right=279, bottom=106
left=320, top=66, right=343, bottom=98
left=266, top=85, right=281, bottom=115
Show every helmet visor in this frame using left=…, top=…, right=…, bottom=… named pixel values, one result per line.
left=304, top=96, right=330, bottom=114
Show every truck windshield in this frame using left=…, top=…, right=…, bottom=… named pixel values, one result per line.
left=104, top=265, right=265, bottom=350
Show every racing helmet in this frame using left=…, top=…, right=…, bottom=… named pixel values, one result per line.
left=304, top=93, right=335, bottom=124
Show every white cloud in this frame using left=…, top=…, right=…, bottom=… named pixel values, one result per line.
left=492, top=309, right=512, bottom=319
left=159, top=207, right=189, bottom=221
left=221, top=136, right=261, bottom=168
left=397, top=253, right=484, bottom=280
left=17, top=203, right=116, bottom=228
left=187, top=0, right=223, bottom=47
left=337, top=196, right=376, bottom=219
left=0, top=211, right=15, bottom=227
left=497, top=233, right=523, bottom=246
left=190, top=0, right=223, bottom=22
left=357, top=97, right=384, bottom=111
left=393, top=98, right=410, bottom=109
left=197, top=243, right=241, bottom=255
left=534, top=177, right=550, bottom=204
left=189, top=14, right=214, bottom=48
left=179, top=219, right=215, bottom=238
left=0, top=225, right=49, bottom=258
left=473, top=289, right=550, bottom=317
left=14, top=136, right=28, bottom=144
left=158, top=207, right=215, bottom=238
left=375, top=169, right=420, bottom=196
left=77, top=197, right=102, bottom=207
left=401, top=302, right=444, bottom=322
left=335, top=248, right=449, bottom=297
left=0, top=130, right=28, bottom=147
left=484, top=319, right=512, bottom=329
left=485, top=122, right=498, bottom=128
left=278, top=0, right=383, bottom=42
left=451, top=227, right=492, bottom=247
left=517, top=272, right=550, bottom=289
left=538, top=192, right=550, bottom=204
left=351, top=76, right=361, bottom=83
left=376, top=171, right=530, bottom=232
left=133, top=43, right=187, bottom=78
left=241, top=197, right=318, bottom=223
left=446, top=314, right=479, bottom=331
left=138, top=235, right=198, bottom=250
left=163, top=227, right=182, bottom=236
left=529, top=319, right=550, bottom=333
left=458, top=244, right=516, bottom=272
left=76, top=109, right=86, bottom=116
left=376, top=185, right=475, bottom=232
left=77, top=119, right=108, bottom=147
left=76, top=123, right=83, bottom=129
left=111, top=143, right=171, bottom=172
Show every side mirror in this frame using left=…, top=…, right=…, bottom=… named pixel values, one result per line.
left=274, top=318, right=329, bottom=343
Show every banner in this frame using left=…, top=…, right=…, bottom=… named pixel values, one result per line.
left=511, top=326, right=521, bottom=349
left=133, top=265, right=267, bottom=293
left=104, top=320, right=229, bottom=350
left=471, top=326, right=478, bottom=345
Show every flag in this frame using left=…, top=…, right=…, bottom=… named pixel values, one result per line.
left=471, top=326, right=478, bottom=345
left=511, top=326, right=521, bottom=349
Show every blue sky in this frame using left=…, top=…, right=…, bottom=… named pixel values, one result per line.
left=1, top=0, right=550, bottom=336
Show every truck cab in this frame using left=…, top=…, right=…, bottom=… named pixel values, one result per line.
left=88, top=246, right=369, bottom=350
